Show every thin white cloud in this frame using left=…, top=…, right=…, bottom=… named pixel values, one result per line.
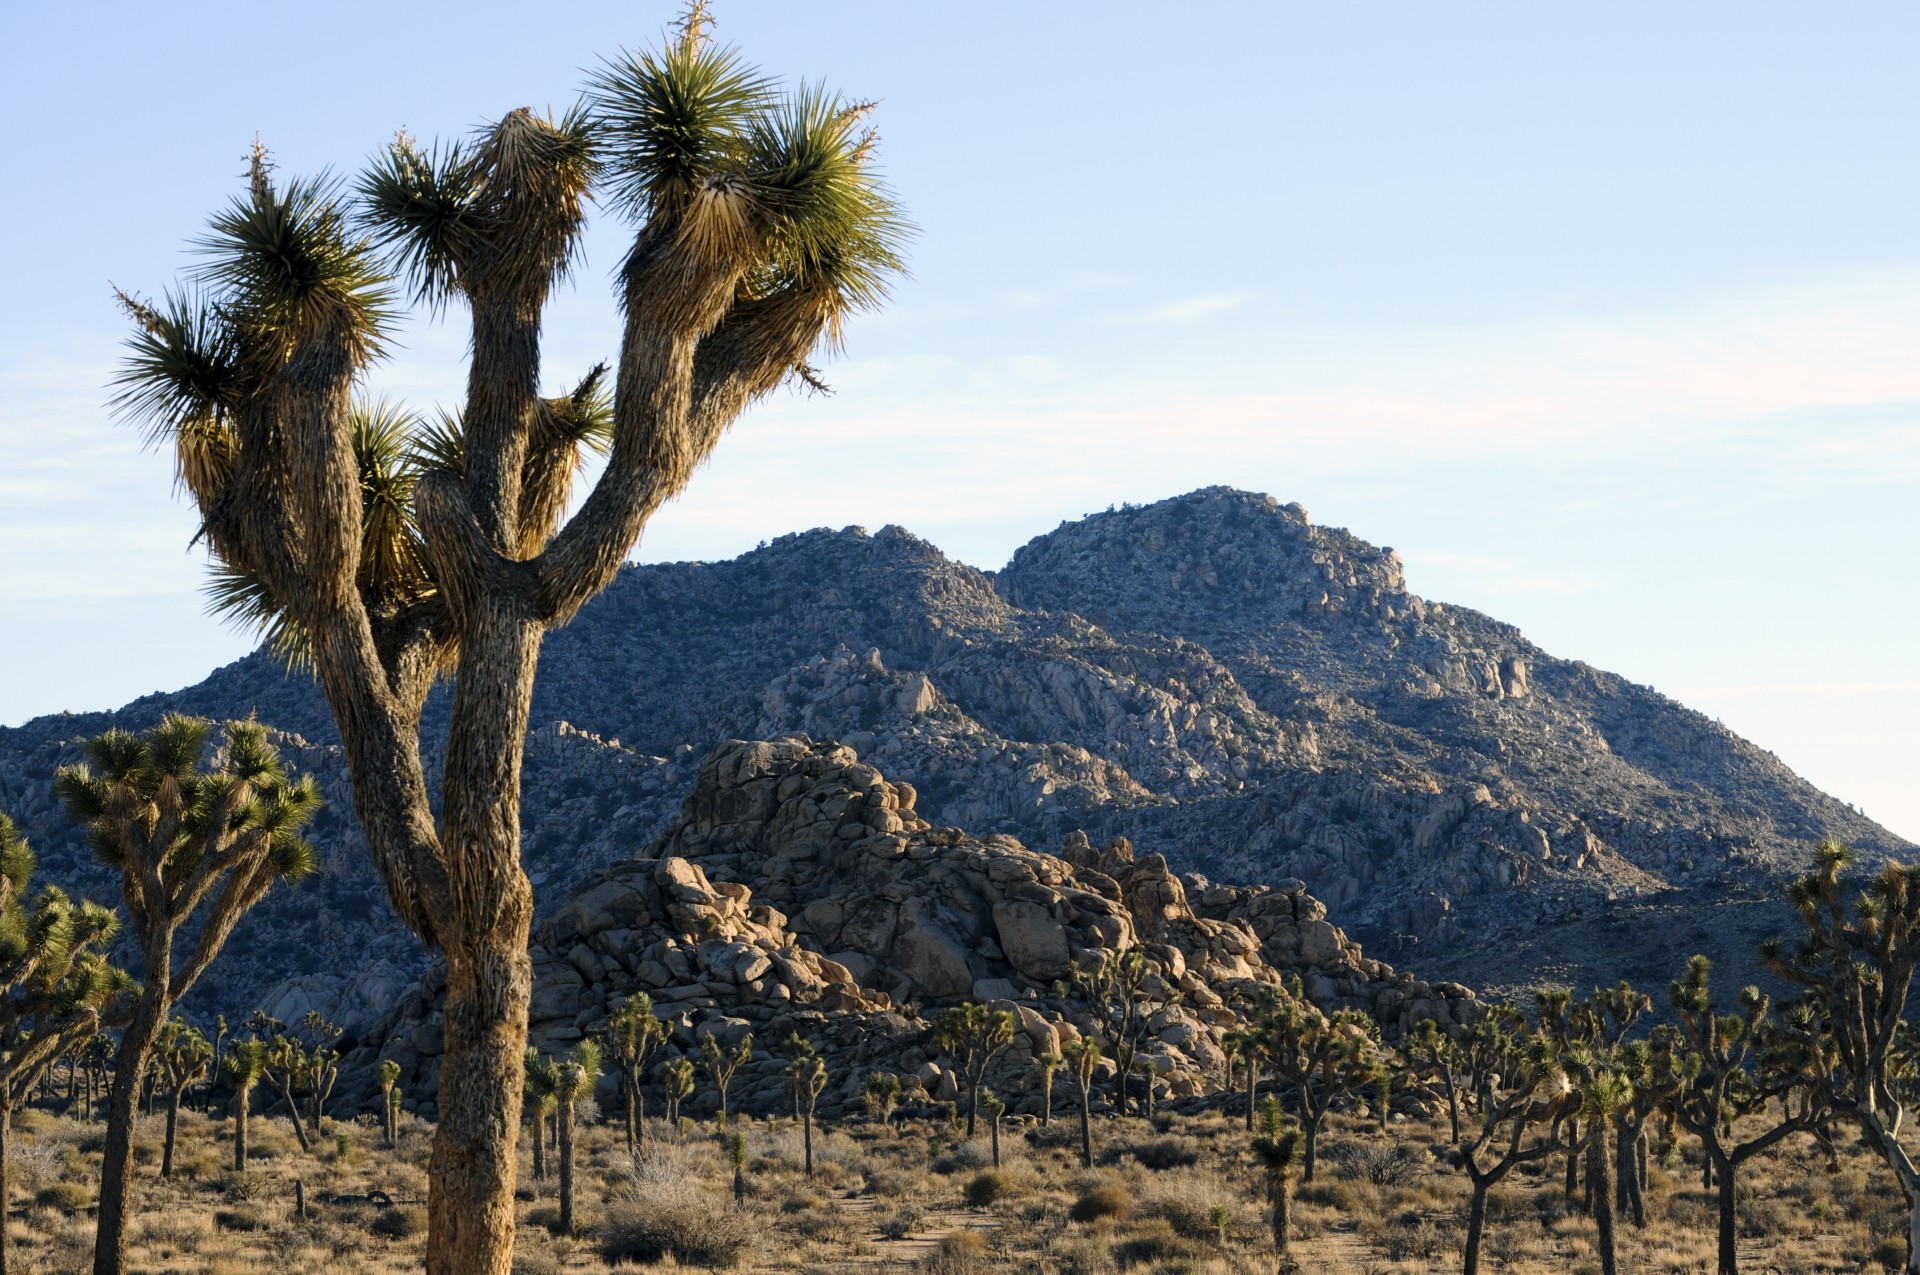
left=1127, top=293, right=1248, bottom=324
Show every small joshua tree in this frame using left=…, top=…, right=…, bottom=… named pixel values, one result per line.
left=701, top=1032, right=752, bottom=1125
left=862, top=1071, right=901, bottom=1129
left=728, top=1128, right=749, bottom=1208
left=1580, top=1069, right=1633, bottom=1275
left=223, top=1039, right=270, bottom=1172
left=1255, top=981, right=1382, bottom=1182
left=262, top=1032, right=316, bottom=1152
left=781, top=1032, right=817, bottom=1120
left=1032, top=1051, right=1060, bottom=1128
left=603, top=993, right=666, bottom=1152
left=981, top=1088, right=1004, bottom=1169
left=0, top=815, right=131, bottom=1275
left=56, top=716, right=319, bottom=1275
left=1405, top=1019, right=1464, bottom=1144
left=154, top=1019, right=213, bottom=1177
left=377, top=1059, right=403, bottom=1147
left=663, top=1057, right=696, bottom=1131
left=1062, top=1038, right=1102, bottom=1170
left=298, top=1010, right=342, bottom=1132
left=931, top=1002, right=1016, bottom=1138
left=1071, top=949, right=1172, bottom=1116
left=523, top=1049, right=557, bottom=1180
left=553, top=1041, right=600, bottom=1235
left=1251, top=1096, right=1305, bottom=1259
left=790, top=1055, right=828, bottom=1177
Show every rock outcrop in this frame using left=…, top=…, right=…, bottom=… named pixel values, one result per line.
left=356, top=737, right=1472, bottom=1119
left=0, top=487, right=1905, bottom=1023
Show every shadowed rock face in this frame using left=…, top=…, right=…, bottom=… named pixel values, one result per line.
left=0, top=486, right=1902, bottom=1035
left=358, top=737, right=1471, bottom=1120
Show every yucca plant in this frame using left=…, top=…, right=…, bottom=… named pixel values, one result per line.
left=1031, top=1051, right=1060, bottom=1128
left=787, top=1054, right=828, bottom=1177
left=54, top=715, right=318, bottom=1272
left=0, top=815, right=133, bottom=1275
left=727, top=1128, right=749, bottom=1208
left=109, top=7, right=906, bottom=1267
left=980, top=1088, right=1004, bottom=1170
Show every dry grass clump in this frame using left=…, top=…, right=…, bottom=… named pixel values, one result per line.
left=598, top=1183, right=753, bottom=1268
left=1070, top=1182, right=1133, bottom=1224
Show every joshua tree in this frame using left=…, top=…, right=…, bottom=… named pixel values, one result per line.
left=1579, top=1069, right=1633, bottom=1275
left=154, top=1019, right=213, bottom=1177
left=1405, top=1020, right=1464, bottom=1143
left=1071, top=949, right=1173, bottom=1115
left=862, top=1071, right=901, bottom=1128
left=56, top=716, right=319, bottom=1275
left=1032, top=1050, right=1060, bottom=1128
left=980, top=1088, right=1004, bottom=1169
left=298, top=1010, right=343, bottom=1132
left=931, top=1002, right=1016, bottom=1138
left=1254, top=982, right=1382, bottom=1182
left=789, top=1055, right=828, bottom=1177
left=1224, top=1026, right=1264, bottom=1131
left=377, top=1059, right=403, bottom=1147
left=701, top=1032, right=752, bottom=1124
left=1763, top=841, right=1920, bottom=1274
left=780, top=1032, right=817, bottom=1120
left=262, top=1033, right=316, bottom=1152
left=663, top=1057, right=696, bottom=1130
left=603, top=993, right=666, bottom=1152
left=223, top=1039, right=270, bottom=1172
left=522, top=1049, right=557, bottom=1180
left=1062, top=1038, right=1102, bottom=1170
left=0, top=816, right=131, bottom=1275
left=1251, top=1095, right=1305, bottom=1259
left=728, top=1128, right=749, bottom=1208
left=553, top=1041, right=600, bottom=1235
left=109, top=8, right=905, bottom=1268
left=1666, top=954, right=1829, bottom=1275
left=1454, top=1008, right=1579, bottom=1275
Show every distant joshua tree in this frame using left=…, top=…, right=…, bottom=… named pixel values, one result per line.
left=377, top=1059, right=403, bottom=1147
left=553, top=1041, right=600, bottom=1235
left=862, top=1071, right=901, bottom=1129
left=56, top=715, right=319, bottom=1275
left=931, top=1003, right=1015, bottom=1138
left=1254, top=981, right=1382, bottom=1182
left=1032, top=1051, right=1060, bottom=1128
left=701, top=1032, right=752, bottom=1125
left=1062, top=1038, right=1102, bottom=1170
left=522, top=1050, right=558, bottom=1180
left=728, top=1129, right=750, bottom=1208
left=222, top=1039, right=271, bottom=1173
left=603, top=994, right=667, bottom=1152
left=980, top=1088, right=1005, bottom=1169
left=663, top=1057, right=696, bottom=1131
left=153, top=1019, right=213, bottom=1177
left=0, top=814, right=131, bottom=1275
left=1251, top=1096, right=1305, bottom=1259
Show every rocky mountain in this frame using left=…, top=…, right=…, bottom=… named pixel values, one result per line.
left=0, top=487, right=1901, bottom=1034
left=360, top=737, right=1474, bottom=1120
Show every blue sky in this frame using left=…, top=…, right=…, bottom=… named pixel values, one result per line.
left=3, top=2, right=1915, bottom=838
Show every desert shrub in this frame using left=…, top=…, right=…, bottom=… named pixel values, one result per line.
left=1071, top=1184, right=1133, bottom=1224
left=1110, top=1218, right=1203, bottom=1269
left=964, top=1171, right=1007, bottom=1207
left=932, top=1140, right=993, bottom=1175
left=370, top=1205, right=425, bottom=1239
left=136, top=1210, right=211, bottom=1256
left=925, top=1231, right=989, bottom=1275
left=525, top=1204, right=562, bottom=1235
left=219, top=1170, right=268, bottom=1201
left=1335, top=1139, right=1429, bottom=1186
left=791, top=1203, right=856, bottom=1243
left=1046, top=1233, right=1117, bottom=1275
left=600, top=1192, right=753, bottom=1268
left=782, top=1189, right=827, bottom=1213
left=1138, top=1180, right=1227, bottom=1241
left=510, top=1252, right=560, bottom=1275
left=1125, top=1137, right=1199, bottom=1171
left=879, top=1205, right=922, bottom=1240
left=6, top=1138, right=64, bottom=1195
left=36, top=1181, right=90, bottom=1212
left=1378, top=1217, right=1449, bottom=1261
left=213, top=1206, right=269, bottom=1233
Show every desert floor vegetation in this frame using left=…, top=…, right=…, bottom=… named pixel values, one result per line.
left=0, top=1088, right=1907, bottom=1273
